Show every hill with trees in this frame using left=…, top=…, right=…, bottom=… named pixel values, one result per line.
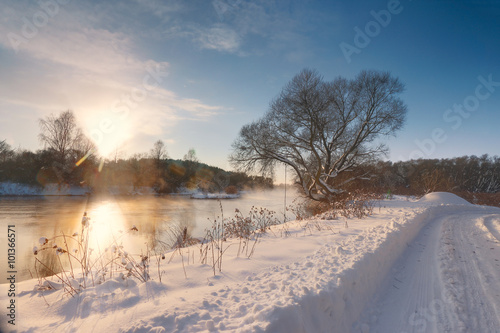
left=0, top=111, right=273, bottom=195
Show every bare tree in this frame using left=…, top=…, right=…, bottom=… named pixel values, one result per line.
left=230, top=69, right=407, bottom=201
left=39, top=110, right=96, bottom=184
left=150, top=140, right=168, bottom=165
left=39, top=110, right=84, bottom=164
left=0, top=140, right=14, bottom=162
left=149, top=140, right=169, bottom=192
left=73, top=133, right=96, bottom=159
left=183, top=148, right=198, bottom=163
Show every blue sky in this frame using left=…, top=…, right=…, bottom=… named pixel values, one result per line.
left=1, top=0, right=499, bottom=178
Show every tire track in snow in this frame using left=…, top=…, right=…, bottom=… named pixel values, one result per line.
left=441, top=211, right=500, bottom=332
left=358, top=206, right=500, bottom=333
left=482, top=215, right=500, bottom=243
left=358, top=211, right=454, bottom=333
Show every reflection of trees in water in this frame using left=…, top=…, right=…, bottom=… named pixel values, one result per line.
left=140, top=202, right=198, bottom=251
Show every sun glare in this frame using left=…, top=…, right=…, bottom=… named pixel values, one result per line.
left=81, top=111, right=134, bottom=158
left=86, top=200, right=129, bottom=253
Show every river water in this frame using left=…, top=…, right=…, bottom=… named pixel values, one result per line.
left=0, top=188, right=300, bottom=282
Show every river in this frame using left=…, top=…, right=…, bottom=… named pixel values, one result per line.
left=0, top=188, right=300, bottom=282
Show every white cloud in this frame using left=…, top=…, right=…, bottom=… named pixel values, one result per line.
left=132, top=0, right=183, bottom=18
left=196, top=25, right=241, bottom=53
left=155, top=1, right=308, bottom=56
left=0, top=1, right=221, bottom=154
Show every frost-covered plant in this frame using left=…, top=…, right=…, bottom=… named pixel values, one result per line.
left=200, top=201, right=227, bottom=275
left=248, top=206, right=280, bottom=232
left=32, top=213, right=149, bottom=297
left=334, top=191, right=380, bottom=219
left=288, top=198, right=333, bottom=220
left=200, top=204, right=281, bottom=275
left=289, top=191, right=380, bottom=221
left=166, top=223, right=199, bottom=249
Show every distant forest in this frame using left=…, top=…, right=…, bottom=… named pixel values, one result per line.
left=1, top=109, right=498, bottom=200
left=338, top=154, right=500, bottom=206
left=1, top=136, right=499, bottom=200
left=0, top=139, right=273, bottom=194
left=0, top=110, right=276, bottom=194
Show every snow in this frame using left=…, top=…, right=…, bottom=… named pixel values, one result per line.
left=0, top=182, right=90, bottom=196
left=417, top=192, right=472, bottom=206
left=2, top=193, right=500, bottom=332
left=106, top=186, right=157, bottom=196
left=190, top=193, right=241, bottom=199
left=0, top=182, right=41, bottom=195
left=0, top=182, right=242, bottom=197
left=358, top=203, right=500, bottom=332
left=0, top=182, right=161, bottom=196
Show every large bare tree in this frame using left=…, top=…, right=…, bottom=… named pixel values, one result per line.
left=230, top=69, right=407, bottom=201
left=39, top=110, right=85, bottom=164
left=39, top=110, right=96, bottom=185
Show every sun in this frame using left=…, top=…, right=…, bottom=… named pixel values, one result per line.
left=80, top=111, right=134, bottom=159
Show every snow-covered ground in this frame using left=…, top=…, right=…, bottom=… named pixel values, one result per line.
left=0, top=182, right=242, bottom=198
left=0, top=182, right=160, bottom=196
left=190, top=192, right=241, bottom=199
left=2, top=193, right=500, bottom=332
left=0, top=182, right=90, bottom=196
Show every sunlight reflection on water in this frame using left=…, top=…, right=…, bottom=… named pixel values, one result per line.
left=86, top=200, right=129, bottom=254
left=0, top=188, right=300, bottom=282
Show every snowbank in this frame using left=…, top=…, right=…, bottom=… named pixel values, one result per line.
left=0, top=192, right=480, bottom=332
left=105, top=186, right=157, bottom=196
left=42, top=183, right=90, bottom=196
left=190, top=192, right=241, bottom=199
left=0, top=182, right=161, bottom=196
left=0, top=182, right=41, bottom=195
left=0, top=182, right=89, bottom=196
left=417, top=192, right=472, bottom=205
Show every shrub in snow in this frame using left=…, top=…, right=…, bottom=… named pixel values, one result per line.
left=32, top=212, right=153, bottom=298
left=200, top=204, right=281, bottom=275
left=224, top=185, right=239, bottom=195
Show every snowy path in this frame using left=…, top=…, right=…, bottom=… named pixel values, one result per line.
left=359, top=207, right=500, bottom=333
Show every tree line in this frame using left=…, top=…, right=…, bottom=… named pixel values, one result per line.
left=0, top=111, right=272, bottom=194
left=331, top=155, right=499, bottom=196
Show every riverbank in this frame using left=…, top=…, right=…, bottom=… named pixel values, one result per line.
left=0, top=182, right=90, bottom=196
left=0, top=182, right=242, bottom=198
left=2, top=193, right=489, bottom=332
